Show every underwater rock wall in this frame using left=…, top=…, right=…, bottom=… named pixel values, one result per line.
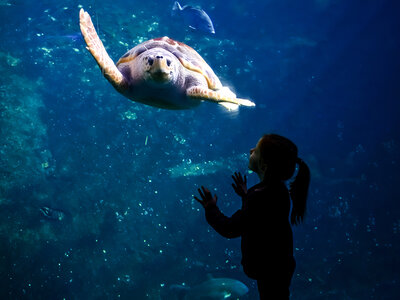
left=0, top=54, right=52, bottom=198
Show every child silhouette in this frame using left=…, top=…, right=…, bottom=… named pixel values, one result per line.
left=195, top=134, right=310, bottom=299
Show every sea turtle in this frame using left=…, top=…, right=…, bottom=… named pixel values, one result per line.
left=79, top=9, right=255, bottom=110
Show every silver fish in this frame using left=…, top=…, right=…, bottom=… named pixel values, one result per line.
left=170, top=276, right=249, bottom=299
left=172, top=1, right=215, bottom=34
left=40, top=206, right=65, bottom=221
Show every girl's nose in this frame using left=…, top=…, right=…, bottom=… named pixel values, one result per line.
left=250, top=148, right=254, bottom=154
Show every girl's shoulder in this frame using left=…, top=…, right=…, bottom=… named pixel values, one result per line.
left=250, top=180, right=287, bottom=194
left=246, top=181, right=289, bottom=210
left=248, top=182, right=266, bottom=193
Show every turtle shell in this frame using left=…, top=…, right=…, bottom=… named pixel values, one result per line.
left=116, top=36, right=222, bottom=90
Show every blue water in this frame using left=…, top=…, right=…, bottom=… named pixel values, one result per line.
left=1, top=0, right=399, bottom=299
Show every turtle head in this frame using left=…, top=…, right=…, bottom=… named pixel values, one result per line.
left=142, top=51, right=177, bottom=85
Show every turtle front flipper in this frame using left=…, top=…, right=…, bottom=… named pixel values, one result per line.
left=79, top=9, right=125, bottom=90
left=186, top=86, right=255, bottom=110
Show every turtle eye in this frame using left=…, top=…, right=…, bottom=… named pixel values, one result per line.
left=166, top=59, right=171, bottom=67
left=148, top=57, right=154, bottom=65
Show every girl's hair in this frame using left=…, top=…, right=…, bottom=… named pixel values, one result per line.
left=258, top=134, right=311, bottom=225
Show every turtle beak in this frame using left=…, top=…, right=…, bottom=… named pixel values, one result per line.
left=149, top=56, right=171, bottom=82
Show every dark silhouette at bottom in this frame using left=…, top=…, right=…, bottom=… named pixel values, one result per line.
left=195, top=134, right=311, bottom=299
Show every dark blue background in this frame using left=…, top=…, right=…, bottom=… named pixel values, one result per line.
left=0, top=0, right=399, bottom=299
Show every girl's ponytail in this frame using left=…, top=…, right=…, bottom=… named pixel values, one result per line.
left=289, top=158, right=310, bottom=225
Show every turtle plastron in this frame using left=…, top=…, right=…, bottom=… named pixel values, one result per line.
left=79, top=9, right=125, bottom=89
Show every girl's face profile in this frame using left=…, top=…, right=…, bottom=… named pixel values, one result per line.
left=249, top=139, right=263, bottom=174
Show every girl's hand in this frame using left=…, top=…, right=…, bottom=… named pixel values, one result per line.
left=232, top=172, right=247, bottom=197
left=194, top=186, right=218, bottom=209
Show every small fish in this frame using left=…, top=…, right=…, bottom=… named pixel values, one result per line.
left=38, top=33, right=83, bottom=43
left=170, top=275, right=249, bottom=300
left=40, top=206, right=65, bottom=221
left=171, top=1, right=215, bottom=34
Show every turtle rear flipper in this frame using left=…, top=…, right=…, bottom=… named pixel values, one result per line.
left=187, top=86, right=255, bottom=110
left=79, top=9, right=125, bottom=89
